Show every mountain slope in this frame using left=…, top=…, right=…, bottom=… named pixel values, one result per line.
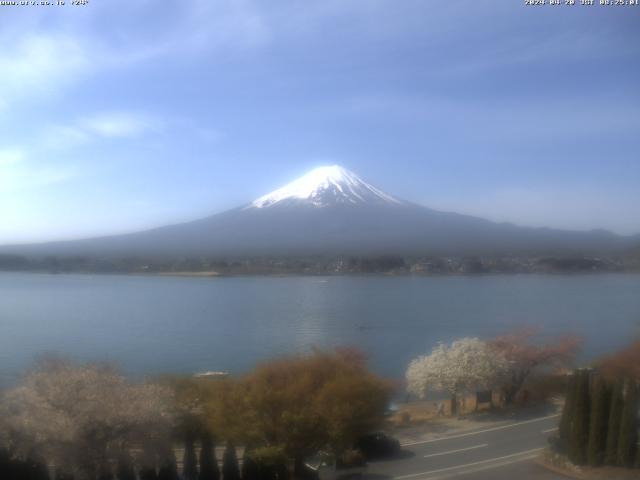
left=1, top=165, right=637, bottom=258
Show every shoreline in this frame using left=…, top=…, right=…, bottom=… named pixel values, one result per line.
left=2, top=269, right=640, bottom=279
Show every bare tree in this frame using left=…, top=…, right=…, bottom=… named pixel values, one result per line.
left=490, top=329, right=581, bottom=405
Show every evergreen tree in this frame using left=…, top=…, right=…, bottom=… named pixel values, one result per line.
left=199, top=433, right=220, bottom=480
left=26, top=457, right=50, bottom=480
left=0, top=450, right=14, bottom=480
left=241, top=450, right=259, bottom=480
left=222, top=443, right=240, bottom=480
left=183, top=435, right=199, bottom=480
left=0, top=449, right=20, bottom=480
left=54, top=468, right=75, bottom=480
left=157, top=449, right=179, bottom=480
left=98, top=470, right=114, bottom=480
left=139, top=467, right=158, bottom=480
left=116, top=453, right=136, bottom=480
left=558, top=372, right=577, bottom=453
left=587, top=376, right=610, bottom=466
left=605, top=379, right=624, bottom=465
left=617, top=379, right=638, bottom=468
left=568, top=369, right=590, bottom=465
left=157, top=463, right=179, bottom=480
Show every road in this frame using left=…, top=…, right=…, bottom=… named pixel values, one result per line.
left=366, top=414, right=566, bottom=480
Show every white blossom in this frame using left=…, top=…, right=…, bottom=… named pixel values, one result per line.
left=0, top=358, right=175, bottom=479
left=406, top=337, right=510, bottom=399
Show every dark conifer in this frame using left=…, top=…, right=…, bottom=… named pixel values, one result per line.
left=54, top=468, right=75, bottom=480
left=139, top=467, right=158, bottom=480
left=157, top=449, right=179, bottom=480
left=617, top=379, right=638, bottom=468
left=199, top=433, right=220, bottom=480
left=605, top=379, right=624, bottom=465
left=587, top=375, right=610, bottom=466
left=183, top=435, right=199, bottom=480
left=568, top=369, right=590, bottom=465
left=157, top=463, right=178, bottom=480
left=558, top=372, right=577, bottom=452
left=222, top=442, right=241, bottom=480
left=0, top=450, right=13, bottom=480
left=27, top=457, right=50, bottom=480
left=116, top=453, right=136, bottom=480
left=241, top=449, right=259, bottom=480
left=98, top=470, right=114, bottom=480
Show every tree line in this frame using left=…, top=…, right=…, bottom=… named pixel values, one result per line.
left=405, top=329, right=582, bottom=414
left=0, top=349, right=392, bottom=480
left=555, top=341, right=640, bottom=470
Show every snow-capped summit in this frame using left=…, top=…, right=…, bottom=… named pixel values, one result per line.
left=248, top=165, right=403, bottom=209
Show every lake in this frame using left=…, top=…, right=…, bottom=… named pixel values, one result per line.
left=1, top=272, right=639, bottom=385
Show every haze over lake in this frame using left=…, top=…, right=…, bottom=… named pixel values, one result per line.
left=1, top=272, right=639, bottom=385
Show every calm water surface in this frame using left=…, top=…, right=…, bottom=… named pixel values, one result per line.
left=1, top=273, right=639, bottom=384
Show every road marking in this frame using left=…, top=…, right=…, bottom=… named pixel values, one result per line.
left=400, top=414, right=560, bottom=446
left=424, top=452, right=542, bottom=480
left=423, top=443, right=488, bottom=458
left=394, top=447, right=543, bottom=479
left=542, top=427, right=558, bottom=433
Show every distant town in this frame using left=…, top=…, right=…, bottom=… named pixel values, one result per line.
left=1, top=252, right=639, bottom=276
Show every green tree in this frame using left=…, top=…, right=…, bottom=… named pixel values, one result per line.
left=54, top=468, right=75, bottom=480
left=568, top=369, right=590, bottom=465
left=198, top=433, right=219, bottom=480
left=27, top=458, right=50, bottom=480
left=240, top=449, right=259, bottom=480
left=222, top=443, right=240, bottom=480
left=157, top=449, right=179, bottom=480
left=605, top=379, right=624, bottom=465
left=98, top=470, right=114, bottom=480
left=116, top=453, right=136, bottom=480
left=250, top=446, right=289, bottom=480
left=0, top=450, right=12, bottom=480
left=587, top=376, right=610, bottom=466
left=617, top=379, right=638, bottom=468
left=138, top=467, right=157, bottom=480
left=558, top=372, right=577, bottom=453
left=183, top=435, right=199, bottom=480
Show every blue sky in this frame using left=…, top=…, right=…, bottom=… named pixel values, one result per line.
left=1, top=0, right=639, bottom=244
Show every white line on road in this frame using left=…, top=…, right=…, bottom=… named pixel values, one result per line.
left=542, top=427, right=558, bottom=433
left=394, top=447, right=543, bottom=479
left=401, top=414, right=560, bottom=446
left=424, top=452, right=542, bottom=480
left=423, top=443, right=488, bottom=458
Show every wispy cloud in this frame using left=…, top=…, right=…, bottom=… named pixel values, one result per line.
left=0, top=1, right=272, bottom=113
left=0, top=34, right=89, bottom=110
left=37, top=111, right=164, bottom=152
left=82, top=112, right=162, bottom=138
left=0, top=148, right=74, bottom=193
left=0, top=148, right=25, bottom=167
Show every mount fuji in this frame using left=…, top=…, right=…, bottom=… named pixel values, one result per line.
left=1, top=165, right=635, bottom=258
left=248, top=165, right=403, bottom=209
